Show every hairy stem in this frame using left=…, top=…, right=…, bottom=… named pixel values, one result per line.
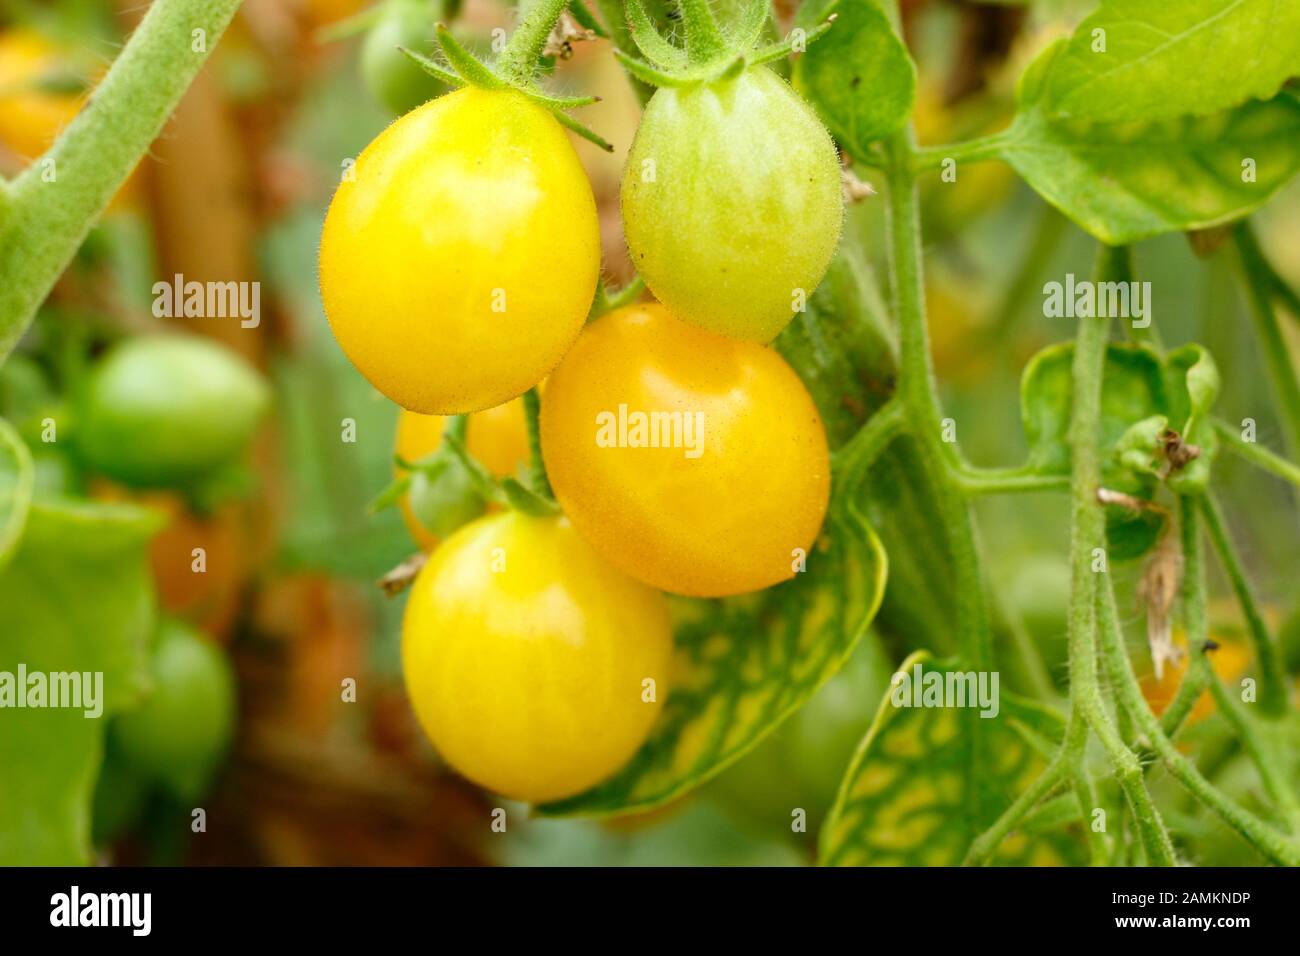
left=1065, top=248, right=1174, bottom=865
left=1096, top=578, right=1300, bottom=866
left=498, top=0, right=573, bottom=82
left=1234, top=223, right=1300, bottom=459
left=1199, top=493, right=1288, bottom=715
left=1213, top=417, right=1300, bottom=489
left=0, top=0, right=245, bottom=362
left=883, top=131, right=992, bottom=672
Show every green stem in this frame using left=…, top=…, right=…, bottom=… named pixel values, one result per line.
left=831, top=396, right=904, bottom=493
left=594, top=0, right=654, bottom=104
left=521, top=387, right=552, bottom=499
left=1234, top=222, right=1300, bottom=459
left=1213, top=417, right=1300, bottom=488
left=953, top=464, right=1069, bottom=497
left=883, top=131, right=991, bottom=672
left=677, top=0, right=728, bottom=64
left=1200, top=492, right=1288, bottom=716
left=0, top=0, right=245, bottom=363
left=1205, top=678, right=1300, bottom=834
left=909, top=132, right=1011, bottom=173
left=1064, top=253, right=1175, bottom=865
left=963, top=746, right=1070, bottom=865
left=498, top=0, right=572, bottom=83
left=1096, top=577, right=1300, bottom=866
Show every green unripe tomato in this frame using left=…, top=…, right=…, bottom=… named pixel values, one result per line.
left=112, top=619, right=237, bottom=800
left=75, top=335, right=269, bottom=488
left=361, top=1, right=449, bottom=117
left=407, top=455, right=486, bottom=539
left=621, top=66, right=843, bottom=343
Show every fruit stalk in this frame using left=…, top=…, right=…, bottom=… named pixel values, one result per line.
left=0, top=0, right=244, bottom=364
left=497, top=0, right=577, bottom=83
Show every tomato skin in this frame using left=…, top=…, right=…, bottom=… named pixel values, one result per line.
left=540, top=303, right=831, bottom=597
left=75, top=336, right=269, bottom=488
left=621, top=67, right=843, bottom=343
left=402, top=511, right=673, bottom=802
left=320, top=87, right=600, bottom=414
left=360, top=1, right=450, bottom=116
left=394, top=400, right=531, bottom=549
left=111, top=620, right=237, bottom=800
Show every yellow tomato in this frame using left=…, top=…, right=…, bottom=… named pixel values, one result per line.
left=0, top=29, right=82, bottom=162
left=540, top=303, right=831, bottom=597
left=393, top=399, right=531, bottom=550
left=402, top=512, right=672, bottom=802
left=319, top=86, right=600, bottom=414
left=1141, top=633, right=1252, bottom=726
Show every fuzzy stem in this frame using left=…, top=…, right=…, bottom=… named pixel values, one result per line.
left=1097, top=578, right=1300, bottom=866
left=1234, top=223, right=1300, bottom=460
left=883, top=131, right=992, bottom=673
left=0, top=0, right=244, bottom=363
left=1200, top=492, right=1288, bottom=716
left=498, top=0, right=573, bottom=83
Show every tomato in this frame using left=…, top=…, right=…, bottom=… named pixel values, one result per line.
left=320, top=87, right=600, bottom=414
left=112, top=619, right=237, bottom=800
left=394, top=400, right=531, bottom=549
left=75, top=335, right=269, bottom=488
left=402, top=511, right=673, bottom=802
left=540, top=303, right=831, bottom=597
left=0, top=29, right=82, bottom=162
left=1141, top=633, right=1253, bottom=726
left=621, top=66, right=843, bottom=343
left=361, top=1, right=452, bottom=116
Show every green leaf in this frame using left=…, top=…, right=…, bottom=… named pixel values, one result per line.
left=793, top=0, right=917, bottom=156
left=1163, top=343, right=1221, bottom=493
left=1022, top=340, right=1166, bottom=477
left=0, top=498, right=161, bottom=865
left=536, top=501, right=887, bottom=816
left=1042, top=0, right=1300, bottom=123
left=1165, top=343, right=1220, bottom=437
left=999, top=42, right=1300, bottom=245
left=0, top=418, right=34, bottom=573
left=820, top=652, right=1086, bottom=865
left=777, top=242, right=957, bottom=654
left=1022, top=340, right=1167, bottom=560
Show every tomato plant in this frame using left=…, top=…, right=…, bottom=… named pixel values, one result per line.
left=2, top=0, right=1300, bottom=878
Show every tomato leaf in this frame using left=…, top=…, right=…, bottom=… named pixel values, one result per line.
left=793, top=0, right=917, bottom=157
left=0, top=498, right=160, bottom=865
left=1042, top=0, right=1300, bottom=124
left=999, top=41, right=1300, bottom=245
left=1022, top=340, right=1167, bottom=560
left=820, top=652, right=1086, bottom=865
left=535, top=500, right=887, bottom=816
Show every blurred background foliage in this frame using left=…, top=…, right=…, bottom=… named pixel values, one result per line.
left=1, top=0, right=1298, bottom=865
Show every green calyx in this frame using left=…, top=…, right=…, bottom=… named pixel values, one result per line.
left=401, top=11, right=611, bottom=151
left=620, top=0, right=837, bottom=88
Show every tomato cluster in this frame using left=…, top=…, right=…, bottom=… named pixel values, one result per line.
left=320, top=42, right=841, bottom=802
